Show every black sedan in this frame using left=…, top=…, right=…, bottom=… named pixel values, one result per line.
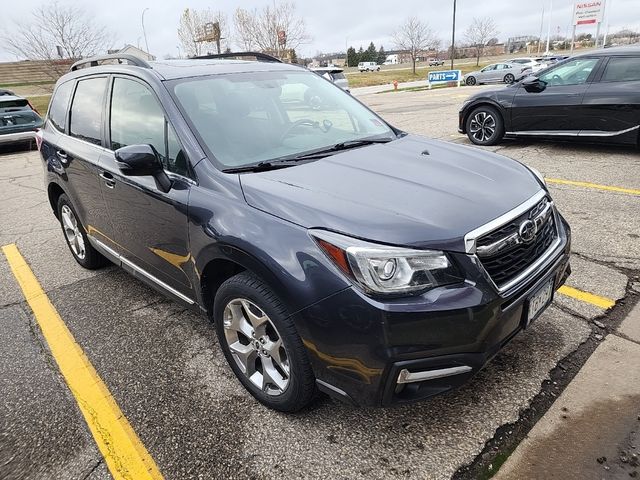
left=459, top=46, right=640, bottom=146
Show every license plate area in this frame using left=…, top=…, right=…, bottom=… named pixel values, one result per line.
left=524, top=277, right=555, bottom=326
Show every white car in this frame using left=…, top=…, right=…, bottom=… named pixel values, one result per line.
left=506, top=58, right=545, bottom=73
left=358, top=62, right=380, bottom=72
left=463, top=62, right=531, bottom=86
left=310, top=67, right=350, bottom=92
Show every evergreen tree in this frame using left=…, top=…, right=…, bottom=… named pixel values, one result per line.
left=377, top=45, right=387, bottom=65
left=364, top=42, right=377, bottom=62
left=346, top=46, right=358, bottom=67
left=357, top=45, right=365, bottom=63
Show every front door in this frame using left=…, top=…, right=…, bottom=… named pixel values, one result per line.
left=510, top=57, right=602, bottom=133
left=98, top=76, right=195, bottom=297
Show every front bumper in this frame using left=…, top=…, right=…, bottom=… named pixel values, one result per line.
left=297, top=216, right=571, bottom=407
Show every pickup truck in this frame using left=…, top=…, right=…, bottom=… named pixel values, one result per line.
left=428, top=59, right=445, bottom=66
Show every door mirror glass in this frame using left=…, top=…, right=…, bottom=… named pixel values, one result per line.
left=115, top=144, right=172, bottom=192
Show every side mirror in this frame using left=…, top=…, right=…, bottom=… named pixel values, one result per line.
left=115, top=144, right=172, bottom=193
left=522, top=76, right=547, bottom=93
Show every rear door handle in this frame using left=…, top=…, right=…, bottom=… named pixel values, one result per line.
left=99, top=172, right=116, bottom=189
left=56, top=149, right=68, bottom=160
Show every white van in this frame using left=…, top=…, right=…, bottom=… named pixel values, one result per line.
left=358, top=62, right=380, bottom=72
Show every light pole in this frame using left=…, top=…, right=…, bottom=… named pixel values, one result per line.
left=450, top=0, right=457, bottom=70
left=545, top=0, right=553, bottom=54
left=142, top=8, right=150, bottom=54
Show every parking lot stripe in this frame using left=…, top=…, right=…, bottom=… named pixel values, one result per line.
left=558, top=285, right=615, bottom=309
left=1, top=243, right=164, bottom=480
left=546, top=178, right=640, bottom=196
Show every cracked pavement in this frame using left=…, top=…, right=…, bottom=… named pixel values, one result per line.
left=1, top=85, right=638, bottom=479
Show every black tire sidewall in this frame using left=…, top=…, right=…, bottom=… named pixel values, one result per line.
left=56, top=194, right=105, bottom=269
left=466, top=106, right=505, bottom=146
left=505, top=74, right=515, bottom=84
left=213, top=272, right=315, bottom=412
left=466, top=76, right=476, bottom=86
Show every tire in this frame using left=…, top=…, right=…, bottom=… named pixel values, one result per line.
left=56, top=194, right=107, bottom=269
left=214, top=271, right=316, bottom=412
left=466, top=76, right=477, bottom=86
left=504, top=73, right=515, bottom=84
left=465, top=105, right=505, bottom=146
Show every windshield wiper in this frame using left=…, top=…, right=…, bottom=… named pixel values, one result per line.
left=222, top=137, right=395, bottom=173
left=287, top=137, right=395, bottom=161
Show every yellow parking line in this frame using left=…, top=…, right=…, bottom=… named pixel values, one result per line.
left=1, top=244, right=164, bottom=480
left=558, top=285, right=615, bottom=309
left=546, top=178, right=640, bottom=196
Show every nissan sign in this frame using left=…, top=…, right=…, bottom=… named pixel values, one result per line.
left=573, top=1, right=605, bottom=26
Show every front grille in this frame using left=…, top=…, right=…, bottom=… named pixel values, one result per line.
left=476, top=198, right=557, bottom=288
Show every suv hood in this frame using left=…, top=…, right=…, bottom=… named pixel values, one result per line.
left=240, top=135, right=542, bottom=252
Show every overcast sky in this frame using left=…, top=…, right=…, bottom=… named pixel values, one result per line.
left=1, top=0, right=638, bottom=61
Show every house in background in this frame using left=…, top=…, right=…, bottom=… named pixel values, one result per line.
left=107, top=44, right=155, bottom=61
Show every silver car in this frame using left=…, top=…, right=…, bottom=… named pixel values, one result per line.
left=311, top=67, right=350, bottom=92
left=463, top=62, right=531, bottom=86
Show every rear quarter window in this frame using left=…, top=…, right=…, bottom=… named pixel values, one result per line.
left=69, top=77, right=107, bottom=145
left=48, top=81, right=74, bottom=132
left=602, top=57, right=640, bottom=82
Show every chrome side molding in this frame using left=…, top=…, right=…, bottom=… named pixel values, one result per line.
left=87, top=235, right=195, bottom=305
left=506, top=125, right=639, bottom=138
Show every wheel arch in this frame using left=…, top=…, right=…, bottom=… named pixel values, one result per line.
left=47, top=182, right=66, bottom=219
left=461, top=100, right=508, bottom=134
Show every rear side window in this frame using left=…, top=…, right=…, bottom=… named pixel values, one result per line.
left=602, top=57, right=640, bottom=82
left=70, top=77, right=107, bottom=145
left=331, top=72, right=346, bottom=80
left=48, top=81, right=74, bottom=132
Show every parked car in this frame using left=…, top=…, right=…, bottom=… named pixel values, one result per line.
left=459, top=46, right=640, bottom=146
left=0, top=88, right=16, bottom=96
left=506, top=57, right=545, bottom=73
left=40, top=52, right=571, bottom=412
left=358, top=61, right=380, bottom=72
left=428, top=59, right=445, bottom=66
left=310, top=67, right=350, bottom=92
left=0, top=94, right=43, bottom=147
left=463, top=62, right=531, bottom=86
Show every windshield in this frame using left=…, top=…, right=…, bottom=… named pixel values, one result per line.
left=171, top=70, right=395, bottom=168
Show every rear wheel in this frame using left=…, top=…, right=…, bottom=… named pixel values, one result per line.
left=57, top=194, right=107, bottom=269
left=214, top=272, right=316, bottom=412
left=466, top=76, right=477, bottom=86
left=504, top=73, right=515, bottom=84
left=466, top=106, right=505, bottom=146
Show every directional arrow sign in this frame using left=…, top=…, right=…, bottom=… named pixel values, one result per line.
left=428, top=70, right=462, bottom=88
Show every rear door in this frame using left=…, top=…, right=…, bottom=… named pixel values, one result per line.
left=98, top=75, right=194, bottom=297
left=510, top=57, right=602, bottom=133
left=54, top=77, right=113, bottom=237
left=580, top=55, right=640, bottom=140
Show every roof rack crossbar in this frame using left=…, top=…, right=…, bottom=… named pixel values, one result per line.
left=70, top=54, right=152, bottom=71
left=191, top=51, right=282, bottom=63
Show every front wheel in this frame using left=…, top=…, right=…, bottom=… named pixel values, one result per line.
left=214, top=272, right=316, bottom=412
left=466, top=76, right=477, bottom=86
left=504, top=73, right=515, bottom=84
left=466, top=106, right=505, bottom=146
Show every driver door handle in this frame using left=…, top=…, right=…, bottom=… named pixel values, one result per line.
left=99, top=172, right=116, bottom=189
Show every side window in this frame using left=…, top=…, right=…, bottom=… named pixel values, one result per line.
left=539, top=58, right=599, bottom=86
left=69, top=77, right=107, bottom=145
left=602, top=57, right=640, bottom=82
left=48, top=81, right=74, bottom=132
left=110, top=77, right=188, bottom=177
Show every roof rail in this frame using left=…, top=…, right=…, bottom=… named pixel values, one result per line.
left=70, top=54, right=152, bottom=71
left=191, top=51, right=283, bottom=63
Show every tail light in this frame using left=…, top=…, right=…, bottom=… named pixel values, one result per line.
left=35, top=129, right=43, bottom=151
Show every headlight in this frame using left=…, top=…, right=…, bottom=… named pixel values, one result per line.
left=310, top=230, right=462, bottom=295
left=529, top=166, right=547, bottom=187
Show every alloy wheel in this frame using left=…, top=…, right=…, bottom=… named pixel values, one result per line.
left=469, top=111, right=496, bottom=143
left=505, top=74, right=515, bottom=84
left=60, top=205, right=86, bottom=260
left=223, top=298, right=290, bottom=396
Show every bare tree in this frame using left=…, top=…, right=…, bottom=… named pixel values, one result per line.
left=1, top=1, right=113, bottom=76
left=464, top=17, right=499, bottom=66
left=392, top=17, right=436, bottom=74
left=178, top=8, right=230, bottom=57
left=233, top=1, right=309, bottom=59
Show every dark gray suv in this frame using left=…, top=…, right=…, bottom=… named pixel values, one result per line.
left=40, top=53, right=571, bottom=412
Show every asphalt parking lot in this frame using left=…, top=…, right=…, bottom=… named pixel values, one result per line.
left=1, top=85, right=639, bottom=480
